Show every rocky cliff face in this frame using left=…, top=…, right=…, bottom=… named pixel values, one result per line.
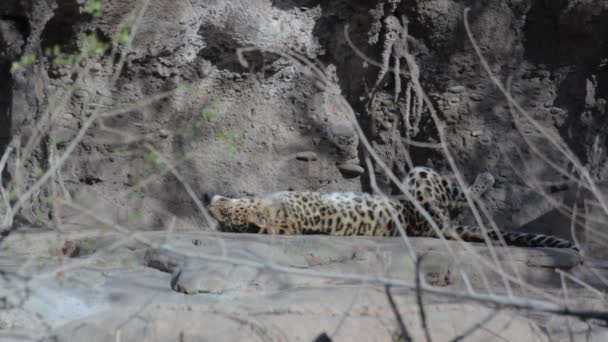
left=0, top=0, right=607, bottom=236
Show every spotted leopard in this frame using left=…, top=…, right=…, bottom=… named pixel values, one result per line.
left=208, top=167, right=578, bottom=251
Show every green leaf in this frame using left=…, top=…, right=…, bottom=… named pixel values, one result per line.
left=82, top=0, right=104, bottom=17
left=10, top=53, right=37, bottom=72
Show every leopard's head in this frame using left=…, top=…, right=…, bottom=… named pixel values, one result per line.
left=208, top=195, right=261, bottom=232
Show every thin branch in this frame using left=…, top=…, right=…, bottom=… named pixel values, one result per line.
left=98, top=85, right=195, bottom=118
left=385, top=284, right=413, bottom=342
left=449, top=308, right=500, bottom=342
left=142, top=144, right=226, bottom=257
left=416, top=254, right=433, bottom=342
left=0, top=145, right=14, bottom=229
left=555, top=269, right=606, bottom=300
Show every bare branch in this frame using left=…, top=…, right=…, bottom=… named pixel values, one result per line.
left=385, top=284, right=413, bottom=342
left=416, top=255, right=433, bottom=342
left=449, top=308, right=500, bottom=342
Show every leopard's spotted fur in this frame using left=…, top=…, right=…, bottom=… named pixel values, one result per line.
left=208, top=167, right=578, bottom=251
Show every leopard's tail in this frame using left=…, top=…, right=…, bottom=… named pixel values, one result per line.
left=453, top=226, right=579, bottom=252
left=490, top=231, right=579, bottom=252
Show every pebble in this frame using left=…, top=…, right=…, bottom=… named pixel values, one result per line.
left=296, top=151, right=318, bottom=161
left=338, top=163, right=365, bottom=177
left=470, top=130, right=483, bottom=137
left=159, top=129, right=170, bottom=138
left=550, top=107, right=561, bottom=114
left=329, top=123, right=356, bottom=137
left=90, top=63, right=103, bottom=73
left=449, top=97, right=461, bottom=104
left=448, top=85, right=466, bottom=94
left=381, top=98, right=394, bottom=106
left=74, top=89, right=89, bottom=99
left=470, top=93, right=483, bottom=101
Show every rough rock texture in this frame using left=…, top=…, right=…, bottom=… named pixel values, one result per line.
left=1, top=1, right=608, bottom=339
left=0, top=0, right=606, bottom=240
left=1, top=230, right=605, bottom=341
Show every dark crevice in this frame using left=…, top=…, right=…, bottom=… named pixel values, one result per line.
left=524, top=2, right=608, bottom=68
left=524, top=3, right=608, bottom=164
left=79, top=176, right=103, bottom=185
left=197, top=23, right=273, bottom=74
left=39, top=0, right=86, bottom=55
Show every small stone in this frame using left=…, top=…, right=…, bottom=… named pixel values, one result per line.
left=159, top=129, right=170, bottom=138
left=544, top=101, right=553, bottom=108
left=96, top=89, right=110, bottom=97
left=90, top=62, right=102, bottom=73
left=74, top=89, right=89, bottom=99
left=470, top=130, right=483, bottom=137
left=381, top=98, right=394, bottom=106
left=448, top=85, right=466, bottom=94
left=289, top=126, right=295, bottom=131
left=296, top=151, right=318, bottom=161
left=449, top=97, right=461, bottom=104
left=337, top=163, right=365, bottom=178
left=470, top=93, right=483, bottom=101
left=49, top=67, right=67, bottom=78
left=596, top=98, right=606, bottom=114
left=550, top=107, right=561, bottom=114
left=328, top=123, right=356, bottom=137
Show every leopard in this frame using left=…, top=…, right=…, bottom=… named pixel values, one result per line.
left=208, top=166, right=579, bottom=251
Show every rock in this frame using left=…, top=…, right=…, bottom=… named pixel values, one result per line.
left=1, top=229, right=601, bottom=341
left=159, top=129, right=170, bottom=138
left=448, top=85, right=466, bottom=93
left=328, top=122, right=356, bottom=137
left=470, top=130, right=483, bottom=137
left=49, top=66, right=67, bottom=78
left=596, top=98, right=607, bottom=114
left=469, top=93, right=483, bottom=101
left=296, top=151, right=318, bottom=161
left=550, top=107, right=561, bottom=114
left=90, top=62, right=103, bottom=73
left=525, top=249, right=581, bottom=268
left=337, top=163, right=365, bottom=177
left=73, top=89, right=89, bottom=99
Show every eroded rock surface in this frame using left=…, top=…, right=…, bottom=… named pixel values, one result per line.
left=0, top=229, right=605, bottom=341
